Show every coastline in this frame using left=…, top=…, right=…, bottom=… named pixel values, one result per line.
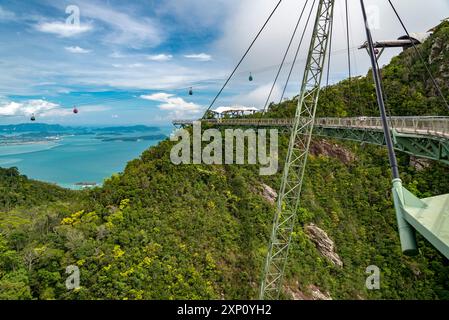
left=0, top=140, right=60, bottom=157
left=0, top=139, right=60, bottom=146
left=0, top=127, right=169, bottom=190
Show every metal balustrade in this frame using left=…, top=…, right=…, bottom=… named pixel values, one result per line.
left=173, top=117, right=449, bottom=139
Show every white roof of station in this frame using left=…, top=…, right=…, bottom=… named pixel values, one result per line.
left=212, top=106, right=259, bottom=114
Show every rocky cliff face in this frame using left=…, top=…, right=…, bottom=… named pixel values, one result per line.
left=260, top=183, right=277, bottom=205
left=286, top=282, right=332, bottom=300
left=310, top=139, right=356, bottom=164
left=305, top=224, right=343, bottom=268
left=428, top=25, right=449, bottom=83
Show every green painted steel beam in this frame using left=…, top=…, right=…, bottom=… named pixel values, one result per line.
left=178, top=120, right=449, bottom=165
left=260, top=0, right=336, bottom=300
left=313, top=127, right=449, bottom=165
left=392, top=179, right=449, bottom=260
left=173, top=118, right=449, bottom=259
left=174, top=119, right=449, bottom=165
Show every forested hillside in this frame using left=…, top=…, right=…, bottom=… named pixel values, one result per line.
left=1, top=22, right=449, bottom=300
left=270, top=21, right=449, bottom=118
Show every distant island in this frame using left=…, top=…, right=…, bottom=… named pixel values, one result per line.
left=96, top=134, right=167, bottom=142
left=0, top=123, right=160, bottom=133
left=0, top=123, right=166, bottom=145
left=74, top=182, right=98, bottom=187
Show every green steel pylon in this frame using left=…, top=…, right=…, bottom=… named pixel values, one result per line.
left=260, top=0, right=335, bottom=300
left=360, top=0, right=449, bottom=260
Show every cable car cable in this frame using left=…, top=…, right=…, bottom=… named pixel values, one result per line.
left=345, top=0, right=353, bottom=113
left=326, top=6, right=334, bottom=87
left=278, top=0, right=317, bottom=104
left=261, top=0, right=310, bottom=117
left=202, top=0, right=283, bottom=118
left=361, top=0, right=399, bottom=179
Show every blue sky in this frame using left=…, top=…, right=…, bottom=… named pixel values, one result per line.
left=0, top=0, right=448, bottom=125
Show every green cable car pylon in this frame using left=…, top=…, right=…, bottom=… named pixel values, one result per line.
left=260, top=0, right=336, bottom=300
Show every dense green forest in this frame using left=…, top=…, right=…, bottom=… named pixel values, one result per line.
left=1, top=22, right=449, bottom=300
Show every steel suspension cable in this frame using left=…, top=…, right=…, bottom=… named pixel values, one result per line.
left=345, top=2, right=366, bottom=117
left=376, top=57, right=394, bottom=120
left=320, top=2, right=334, bottom=118
left=361, top=0, right=400, bottom=179
left=260, top=0, right=310, bottom=117
left=345, top=0, right=353, bottom=112
left=201, top=0, right=283, bottom=118
left=278, top=0, right=317, bottom=104
left=326, top=8, right=334, bottom=87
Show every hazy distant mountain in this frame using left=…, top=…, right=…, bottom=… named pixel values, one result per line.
left=0, top=123, right=160, bottom=134
left=0, top=123, right=69, bottom=133
left=94, top=125, right=160, bottom=133
left=0, top=123, right=165, bottom=144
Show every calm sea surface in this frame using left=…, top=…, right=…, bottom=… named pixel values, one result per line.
left=0, top=127, right=172, bottom=189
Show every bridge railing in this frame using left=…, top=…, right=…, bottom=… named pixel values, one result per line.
left=318, top=117, right=449, bottom=138
left=173, top=117, right=449, bottom=138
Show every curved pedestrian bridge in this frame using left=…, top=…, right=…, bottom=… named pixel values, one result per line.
left=173, top=116, right=449, bottom=165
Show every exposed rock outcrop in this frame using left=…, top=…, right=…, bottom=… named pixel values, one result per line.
left=285, top=282, right=332, bottom=300
left=260, top=183, right=278, bottom=205
left=305, top=223, right=343, bottom=267
left=310, top=139, right=356, bottom=164
left=428, top=32, right=449, bottom=87
left=429, top=37, right=443, bottom=65
left=409, top=156, right=431, bottom=171
left=309, top=285, right=332, bottom=300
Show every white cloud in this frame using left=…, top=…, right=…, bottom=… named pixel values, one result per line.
left=147, top=54, right=173, bottom=62
left=39, top=104, right=109, bottom=118
left=57, top=88, right=72, bottom=94
left=110, top=51, right=126, bottom=59
left=41, top=108, right=73, bottom=117
left=112, top=63, right=144, bottom=69
left=155, top=0, right=237, bottom=29
left=129, top=63, right=144, bottom=68
left=141, top=93, right=174, bottom=101
left=235, top=83, right=282, bottom=109
left=73, top=1, right=162, bottom=48
left=215, top=0, right=449, bottom=88
left=0, top=6, right=15, bottom=21
left=0, top=99, right=110, bottom=119
left=36, top=21, right=92, bottom=37
left=141, top=93, right=201, bottom=118
left=184, top=53, right=212, bottom=62
left=0, top=99, right=59, bottom=116
left=4, top=0, right=448, bottom=100
left=65, top=46, right=91, bottom=54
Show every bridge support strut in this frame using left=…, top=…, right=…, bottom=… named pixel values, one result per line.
left=259, top=0, right=336, bottom=300
left=361, top=0, right=418, bottom=255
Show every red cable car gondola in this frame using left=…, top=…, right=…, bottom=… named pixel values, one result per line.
left=73, top=107, right=79, bottom=114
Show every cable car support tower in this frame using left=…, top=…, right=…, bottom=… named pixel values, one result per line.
left=260, top=0, right=335, bottom=300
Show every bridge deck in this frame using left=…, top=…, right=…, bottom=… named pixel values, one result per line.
left=172, top=117, right=449, bottom=259
left=173, top=117, right=449, bottom=165
left=173, top=117, right=449, bottom=140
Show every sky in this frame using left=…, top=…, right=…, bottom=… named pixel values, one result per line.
left=0, top=0, right=448, bottom=125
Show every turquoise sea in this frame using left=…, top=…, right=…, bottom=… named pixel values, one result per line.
left=0, top=127, right=173, bottom=189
